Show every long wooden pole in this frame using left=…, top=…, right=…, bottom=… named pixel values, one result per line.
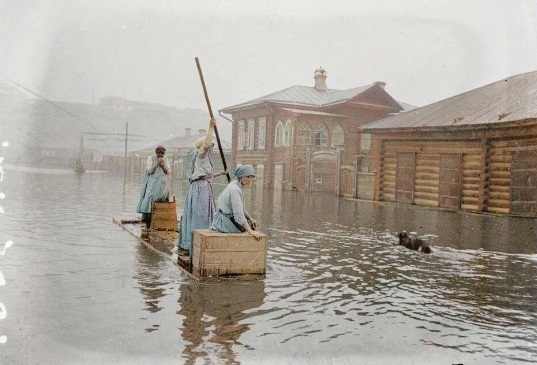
left=195, top=57, right=231, bottom=183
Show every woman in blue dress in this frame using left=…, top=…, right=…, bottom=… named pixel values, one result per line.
left=210, top=165, right=263, bottom=240
left=178, top=118, right=227, bottom=255
left=136, top=145, right=171, bottom=228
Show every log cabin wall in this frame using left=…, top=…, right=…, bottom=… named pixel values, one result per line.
left=378, top=140, right=496, bottom=211
left=373, top=125, right=537, bottom=217
left=379, top=139, right=481, bottom=206
left=488, top=136, right=537, bottom=216
left=364, top=70, right=537, bottom=216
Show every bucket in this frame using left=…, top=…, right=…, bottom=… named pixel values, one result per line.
left=150, top=201, right=178, bottom=230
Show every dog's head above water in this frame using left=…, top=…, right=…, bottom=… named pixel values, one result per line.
left=396, top=232, right=408, bottom=243
left=396, top=231, right=432, bottom=254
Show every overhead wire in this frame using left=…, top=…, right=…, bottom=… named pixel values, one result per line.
left=2, top=76, right=131, bottom=149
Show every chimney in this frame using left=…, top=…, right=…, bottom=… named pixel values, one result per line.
left=185, top=127, right=191, bottom=136
left=198, top=129, right=206, bottom=135
left=314, top=67, right=327, bottom=91
left=374, top=81, right=386, bottom=89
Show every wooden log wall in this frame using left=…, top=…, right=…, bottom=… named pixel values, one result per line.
left=487, top=137, right=537, bottom=214
left=379, top=140, right=482, bottom=210
left=373, top=125, right=537, bottom=216
left=414, top=153, right=439, bottom=207
left=379, top=152, right=396, bottom=202
left=486, top=140, right=511, bottom=214
left=461, top=153, right=482, bottom=211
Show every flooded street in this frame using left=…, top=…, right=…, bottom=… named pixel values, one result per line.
left=1, top=166, right=537, bottom=364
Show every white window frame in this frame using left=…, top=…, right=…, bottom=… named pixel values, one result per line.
left=247, top=119, right=255, bottom=151
left=284, top=120, right=292, bottom=146
left=331, top=125, right=345, bottom=146
left=243, top=132, right=250, bottom=147
left=275, top=121, right=284, bottom=147
left=314, top=124, right=328, bottom=146
left=361, top=133, right=371, bottom=150
left=238, top=120, right=245, bottom=151
left=298, top=123, right=312, bottom=145
left=258, top=118, right=266, bottom=150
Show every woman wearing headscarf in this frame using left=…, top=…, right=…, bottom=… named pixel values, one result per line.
left=178, top=117, right=227, bottom=255
left=210, top=164, right=263, bottom=240
left=136, top=145, right=171, bottom=228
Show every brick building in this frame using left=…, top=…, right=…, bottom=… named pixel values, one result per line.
left=220, top=68, right=409, bottom=196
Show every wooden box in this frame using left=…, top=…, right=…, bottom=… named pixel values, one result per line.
left=150, top=201, right=178, bottom=230
left=192, top=229, right=267, bottom=276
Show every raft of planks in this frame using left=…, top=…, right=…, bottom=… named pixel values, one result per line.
left=113, top=219, right=267, bottom=279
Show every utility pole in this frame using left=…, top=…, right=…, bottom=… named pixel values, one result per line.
left=123, top=122, right=128, bottom=188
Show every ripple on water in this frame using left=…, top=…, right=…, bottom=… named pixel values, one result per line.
left=258, top=220, right=537, bottom=361
left=2, top=170, right=537, bottom=364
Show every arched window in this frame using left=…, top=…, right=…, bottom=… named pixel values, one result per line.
left=298, top=123, right=312, bottom=145
left=283, top=122, right=292, bottom=146
left=314, top=124, right=328, bottom=146
left=331, top=125, right=345, bottom=146
left=275, top=121, right=284, bottom=146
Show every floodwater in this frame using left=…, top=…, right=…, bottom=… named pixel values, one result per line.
left=1, top=166, right=536, bottom=365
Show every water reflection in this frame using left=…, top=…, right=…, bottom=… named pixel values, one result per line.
left=178, top=280, right=265, bottom=365
left=2, top=167, right=537, bottom=364
left=133, top=243, right=170, bottom=332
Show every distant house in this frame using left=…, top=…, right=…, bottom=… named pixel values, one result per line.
left=0, top=81, right=211, bottom=169
left=221, top=68, right=409, bottom=195
left=362, top=71, right=537, bottom=217
left=132, top=128, right=232, bottom=181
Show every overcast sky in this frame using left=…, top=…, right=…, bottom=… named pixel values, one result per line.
left=1, top=0, right=536, bottom=133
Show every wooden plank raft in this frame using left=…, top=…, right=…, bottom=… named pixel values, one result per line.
left=112, top=217, right=197, bottom=280
left=112, top=216, right=267, bottom=279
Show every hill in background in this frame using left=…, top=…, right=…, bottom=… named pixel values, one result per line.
left=0, top=81, right=228, bottom=165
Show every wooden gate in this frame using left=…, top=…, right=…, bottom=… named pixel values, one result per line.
left=339, top=167, right=353, bottom=197
left=438, top=153, right=462, bottom=208
left=310, top=151, right=337, bottom=193
left=295, top=165, right=306, bottom=191
left=395, top=152, right=416, bottom=204
left=510, top=150, right=537, bottom=216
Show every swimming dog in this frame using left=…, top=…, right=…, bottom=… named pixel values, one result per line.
left=397, top=232, right=432, bottom=254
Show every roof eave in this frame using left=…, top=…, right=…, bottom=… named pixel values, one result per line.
left=362, top=119, right=537, bottom=133
left=222, top=100, right=334, bottom=114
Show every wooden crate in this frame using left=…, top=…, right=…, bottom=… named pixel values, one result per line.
left=192, top=229, right=267, bottom=276
left=150, top=201, right=178, bottom=230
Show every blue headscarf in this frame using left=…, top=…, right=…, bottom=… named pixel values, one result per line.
left=234, top=165, right=256, bottom=179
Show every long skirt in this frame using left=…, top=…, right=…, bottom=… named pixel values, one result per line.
left=209, top=211, right=243, bottom=233
left=179, top=180, right=216, bottom=251
left=136, top=170, right=169, bottom=214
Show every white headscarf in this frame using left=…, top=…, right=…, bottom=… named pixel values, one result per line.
left=194, top=137, right=215, bottom=149
left=234, top=165, right=256, bottom=179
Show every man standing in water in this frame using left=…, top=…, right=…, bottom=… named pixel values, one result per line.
left=136, top=145, right=171, bottom=228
